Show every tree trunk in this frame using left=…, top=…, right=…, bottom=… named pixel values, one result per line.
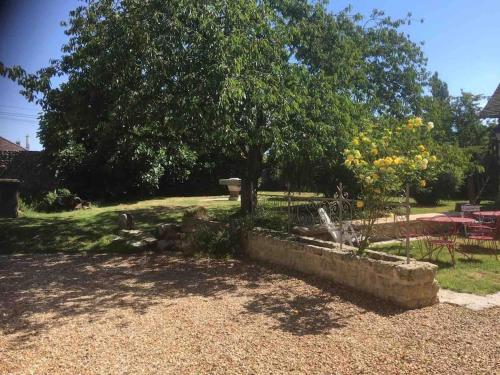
left=241, top=178, right=256, bottom=214
left=241, top=146, right=263, bottom=215
left=466, top=175, right=476, bottom=204
left=241, top=107, right=266, bottom=215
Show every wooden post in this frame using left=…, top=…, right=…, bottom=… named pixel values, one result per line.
left=338, top=183, right=343, bottom=251
left=405, top=183, right=411, bottom=264
left=287, top=182, right=291, bottom=233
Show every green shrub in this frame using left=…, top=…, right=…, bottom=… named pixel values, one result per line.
left=191, top=218, right=251, bottom=258
left=413, top=173, right=461, bottom=205
left=191, top=226, right=233, bottom=258
left=38, top=188, right=75, bottom=212
left=412, top=144, right=468, bottom=205
left=17, top=198, right=35, bottom=215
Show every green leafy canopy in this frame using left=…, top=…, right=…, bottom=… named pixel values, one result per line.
left=1, top=0, right=428, bottom=203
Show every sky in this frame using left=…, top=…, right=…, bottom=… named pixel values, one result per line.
left=0, top=0, right=499, bottom=151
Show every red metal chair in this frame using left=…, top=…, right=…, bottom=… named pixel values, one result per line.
left=464, top=223, right=498, bottom=260
left=422, top=221, right=458, bottom=266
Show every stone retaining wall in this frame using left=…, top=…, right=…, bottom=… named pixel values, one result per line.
left=245, top=228, right=439, bottom=309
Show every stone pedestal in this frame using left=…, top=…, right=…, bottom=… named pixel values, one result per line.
left=0, top=179, right=20, bottom=218
left=219, top=178, right=241, bottom=201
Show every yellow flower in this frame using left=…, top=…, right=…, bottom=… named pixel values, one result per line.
left=414, top=117, right=423, bottom=126
left=430, top=155, right=437, bottom=162
left=393, top=157, right=403, bottom=165
left=356, top=200, right=365, bottom=208
left=364, top=176, right=373, bottom=184
left=346, top=154, right=354, bottom=161
left=427, top=121, right=434, bottom=131
left=370, top=148, right=378, bottom=156
left=373, top=159, right=381, bottom=167
left=418, top=145, right=426, bottom=152
left=384, top=156, right=393, bottom=165
left=419, top=180, right=427, bottom=188
left=345, top=159, right=352, bottom=167
left=353, top=150, right=361, bottom=159
left=352, top=138, right=360, bottom=146
left=415, top=154, right=423, bottom=161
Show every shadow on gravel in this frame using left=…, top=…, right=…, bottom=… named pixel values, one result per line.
left=0, top=253, right=403, bottom=347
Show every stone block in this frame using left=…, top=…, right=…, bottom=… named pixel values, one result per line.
left=157, top=223, right=181, bottom=238
left=118, top=213, right=134, bottom=230
left=0, top=179, right=19, bottom=218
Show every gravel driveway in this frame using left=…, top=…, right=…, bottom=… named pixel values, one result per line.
left=0, top=253, right=498, bottom=374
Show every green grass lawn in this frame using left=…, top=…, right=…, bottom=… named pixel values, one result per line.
left=372, top=240, right=499, bottom=295
left=0, top=195, right=239, bottom=254
left=265, top=193, right=495, bottom=215
left=408, top=199, right=495, bottom=215
left=1, top=194, right=494, bottom=254
left=408, top=200, right=459, bottom=215
left=2, top=193, right=498, bottom=295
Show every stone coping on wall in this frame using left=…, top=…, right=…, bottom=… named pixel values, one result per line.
left=245, top=227, right=439, bottom=309
left=292, top=213, right=445, bottom=242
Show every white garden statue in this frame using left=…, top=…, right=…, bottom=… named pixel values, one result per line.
left=318, top=208, right=361, bottom=247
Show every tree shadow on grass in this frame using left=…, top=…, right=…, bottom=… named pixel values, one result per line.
left=0, top=205, right=195, bottom=254
left=0, top=253, right=403, bottom=348
left=457, top=244, right=499, bottom=257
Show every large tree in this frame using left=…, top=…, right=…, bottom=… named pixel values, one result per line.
left=419, top=74, right=494, bottom=204
left=1, top=0, right=427, bottom=211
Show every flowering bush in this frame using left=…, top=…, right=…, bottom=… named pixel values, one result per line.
left=343, top=118, right=438, bottom=251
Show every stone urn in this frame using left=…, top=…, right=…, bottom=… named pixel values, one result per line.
left=219, top=178, right=241, bottom=201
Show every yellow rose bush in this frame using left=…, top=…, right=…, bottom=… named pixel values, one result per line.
left=343, top=118, right=437, bottom=251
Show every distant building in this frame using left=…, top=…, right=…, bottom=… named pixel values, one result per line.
left=0, top=136, right=27, bottom=152
left=0, top=136, right=28, bottom=173
left=480, top=84, right=500, bottom=119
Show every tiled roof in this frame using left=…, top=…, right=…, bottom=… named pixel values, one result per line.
left=0, top=136, right=26, bottom=152
left=480, top=84, right=500, bottom=119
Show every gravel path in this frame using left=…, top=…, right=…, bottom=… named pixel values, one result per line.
left=1, top=253, right=498, bottom=374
